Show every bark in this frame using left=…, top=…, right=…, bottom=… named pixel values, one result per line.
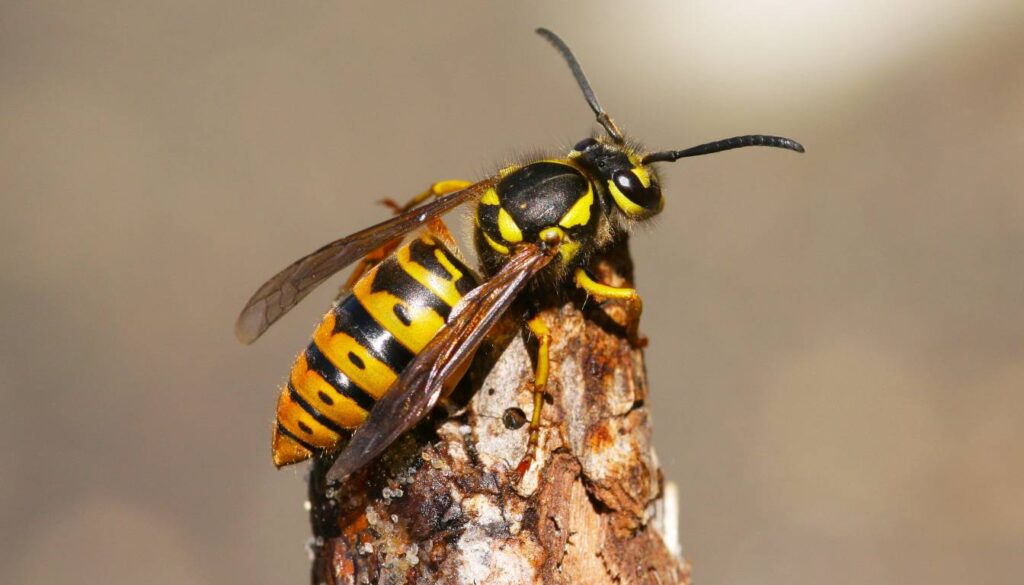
left=306, top=240, right=691, bottom=585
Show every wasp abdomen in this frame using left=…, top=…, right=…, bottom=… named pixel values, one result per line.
left=272, top=234, right=478, bottom=466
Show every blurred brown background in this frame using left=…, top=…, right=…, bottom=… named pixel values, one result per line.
left=2, top=2, right=1022, bottom=584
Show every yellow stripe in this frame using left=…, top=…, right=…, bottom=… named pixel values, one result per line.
left=353, top=269, right=445, bottom=354
left=558, top=183, right=594, bottom=228
left=397, top=245, right=463, bottom=306
left=482, top=231, right=509, bottom=254
left=289, top=353, right=369, bottom=429
left=497, top=208, right=523, bottom=242
left=313, top=313, right=397, bottom=399
left=275, top=388, right=340, bottom=449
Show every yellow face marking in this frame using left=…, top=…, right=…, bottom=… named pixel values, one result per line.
left=275, top=387, right=340, bottom=449
left=313, top=314, right=397, bottom=398
left=397, top=245, right=463, bottom=307
left=353, top=272, right=445, bottom=354
left=558, top=184, right=594, bottom=229
left=497, top=208, right=523, bottom=243
left=607, top=177, right=648, bottom=217
left=289, top=353, right=369, bottom=429
left=632, top=166, right=651, bottom=188
left=480, top=188, right=500, bottom=206
left=482, top=231, right=510, bottom=255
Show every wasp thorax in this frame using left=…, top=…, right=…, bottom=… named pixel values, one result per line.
left=476, top=160, right=599, bottom=269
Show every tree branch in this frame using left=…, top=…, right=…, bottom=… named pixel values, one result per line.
left=306, top=239, right=690, bottom=585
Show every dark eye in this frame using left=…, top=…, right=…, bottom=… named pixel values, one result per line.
left=573, top=138, right=598, bottom=152
left=613, top=170, right=637, bottom=192
left=609, top=169, right=663, bottom=216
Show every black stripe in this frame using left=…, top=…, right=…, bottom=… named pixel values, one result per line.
left=288, top=383, right=347, bottom=435
left=477, top=204, right=502, bottom=248
left=276, top=421, right=318, bottom=453
left=333, top=296, right=416, bottom=371
left=407, top=238, right=457, bottom=283
left=304, top=344, right=377, bottom=412
left=412, top=240, right=477, bottom=296
left=371, top=256, right=452, bottom=320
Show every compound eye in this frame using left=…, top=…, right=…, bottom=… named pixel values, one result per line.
left=609, top=169, right=664, bottom=218
left=573, top=138, right=598, bottom=152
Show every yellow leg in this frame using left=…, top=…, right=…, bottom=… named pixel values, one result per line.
left=380, top=179, right=473, bottom=214
left=574, top=268, right=646, bottom=348
left=516, top=314, right=551, bottom=478
left=343, top=179, right=472, bottom=291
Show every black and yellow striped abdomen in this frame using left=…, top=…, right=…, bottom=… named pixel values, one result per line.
left=272, top=234, right=478, bottom=466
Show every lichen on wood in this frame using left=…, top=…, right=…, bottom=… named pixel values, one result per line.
left=306, top=239, right=690, bottom=585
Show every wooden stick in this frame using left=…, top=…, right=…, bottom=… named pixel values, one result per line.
left=306, top=238, right=690, bottom=585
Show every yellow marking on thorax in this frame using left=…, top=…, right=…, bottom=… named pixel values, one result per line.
left=498, top=164, right=521, bottom=178
left=353, top=273, right=445, bottom=354
left=289, top=353, right=369, bottom=428
left=313, top=314, right=397, bottom=398
left=482, top=231, right=510, bottom=254
left=558, top=240, right=581, bottom=263
left=480, top=188, right=500, bottom=205
left=497, top=208, right=523, bottom=242
left=543, top=157, right=583, bottom=170
left=275, top=388, right=340, bottom=449
left=397, top=245, right=463, bottom=306
left=558, top=183, right=594, bottom=228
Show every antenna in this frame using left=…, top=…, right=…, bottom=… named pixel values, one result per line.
left=642, top=135, right=805, bottom=164
left=536, top=28, right=624, bottom=143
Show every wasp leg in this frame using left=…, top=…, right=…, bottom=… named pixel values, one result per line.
left=574, top=268, right=646, bottom=348
left=425, top=216, right=459, bottom=253
left=516, top=314, right=551, bottom=478
left=379, top=179, right=473, bottom=214
left=342, top=179, right=473, bottom=292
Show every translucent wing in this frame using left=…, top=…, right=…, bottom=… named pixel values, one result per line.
left=235, top=178, right=495, bottom=344
left=326, top=244, right=554, bottom=483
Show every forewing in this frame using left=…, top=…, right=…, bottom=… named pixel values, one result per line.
left=234, top=179, right=495, bottom=344
left=326, top=244, right=554, bottom=483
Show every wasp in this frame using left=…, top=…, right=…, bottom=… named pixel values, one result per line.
left=236, top=28, right=804, bottom=483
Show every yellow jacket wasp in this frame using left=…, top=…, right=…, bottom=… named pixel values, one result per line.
left=236, top=28, right=804, bottom=483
